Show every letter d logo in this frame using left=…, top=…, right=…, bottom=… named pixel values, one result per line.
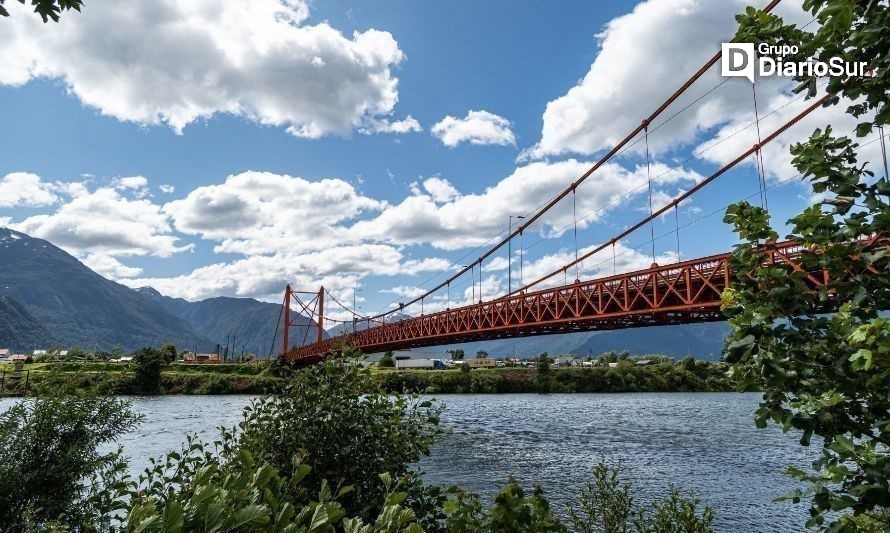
left=722, top=43, right=755, bottom=83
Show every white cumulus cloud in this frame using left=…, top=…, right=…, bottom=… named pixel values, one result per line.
left=0, top=0, right=407, bottom=138
left=163, top=171, right=385, bottom=255
left=0, top=172, right=60, bottom=208
left=524, top=0, right=810, bottom=159
left=432, top=110, right=516, bottom=147
left=352, top=159, right=701, bottom=250
left=360, top=115, right=422, bottom=134
left=11, top=185, right=191, bottom=258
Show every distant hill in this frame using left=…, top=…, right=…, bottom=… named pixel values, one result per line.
left=0, top=228, right=215, bottom=351
left=137, top=288, right=324, bottom=359
left=0, top=295, right=56, bottom=351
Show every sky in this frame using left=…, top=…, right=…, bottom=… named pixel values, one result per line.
left=0, top=0, right=884, bottom=323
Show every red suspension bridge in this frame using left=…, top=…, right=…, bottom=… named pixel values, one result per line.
left=274, top=0, right=888, bottom=365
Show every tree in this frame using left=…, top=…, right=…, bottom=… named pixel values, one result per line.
left=724, top=1, right=889, bottom=528
left=237, top=348, right=442, bottom=519
left=536, top=352, right=552, bottom=391
left=159, top=342, right=177, bottom=364
left=133, top=347, right=168, bottom=394
left=0, top=0, right=82, bottom=22
left=379, top=351, right=395, bottom=368
left=476, top=350, right=489, bottom=359
left=0, top=395, right=140, bottom=529
left=447, top=348, right=465, bottom=361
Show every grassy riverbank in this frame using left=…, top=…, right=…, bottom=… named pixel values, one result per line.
left=0, top=357, right=733, bottom=396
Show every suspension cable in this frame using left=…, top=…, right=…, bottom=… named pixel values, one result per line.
left=508, top=94, right=829, bottom=296
left=363, top=0, right=784, bottom=322
left=269, top=289, right=285, bottom=358
left=518, top=79, right=828, bottom=257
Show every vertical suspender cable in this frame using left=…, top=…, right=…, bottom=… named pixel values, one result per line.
left=479, top=260, right=483, bottom=302
left=674, top=204, right=681, bottom=259
left=612, top=242, right=616, bottom=276
left=645, top=123, right=656, bottom=263
left=573, top=189, right=580, bottom=281
left=752, top=79, right=768, bottom=210
left=879, top=125, right=889, bottom=180
left=471, top=264, right=475, bottom=303
left=519, top=229, right=524, bottom=289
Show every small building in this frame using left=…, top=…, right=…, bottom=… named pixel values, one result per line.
left=635, top=359, right=654, bottom=366
left=58, top=350, right=69, bottom=357
left=608, top=362, right=619, bottom=368
left=118, top=356, right=134, bottom=363
left=32, top=349, right=47, bottom=356
left=9, top=354, right=28, bottom=363
left=466, top=358, right=496, bottom=368
left=553, top=356, right=576, bottom=367
left=0, top=349, right=9, bottom=359
left=183, top=351, right=220, bottom=363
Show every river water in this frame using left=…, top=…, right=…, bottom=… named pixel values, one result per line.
left=0, top=393, right=816, bottom=531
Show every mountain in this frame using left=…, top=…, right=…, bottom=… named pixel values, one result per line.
left=0, top=228, right=215, bottom=351
left=137, top=287, right=324, bottom=358
left=0, top=295, right=56, bottom=351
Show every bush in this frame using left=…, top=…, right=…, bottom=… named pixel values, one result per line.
left=133, top=347, right=169, bottom=393
left=379, top=351, right=395, bottom=368
left=0, top=395, right=140, bottom=530
left=238, top=349, right=443, bottom=519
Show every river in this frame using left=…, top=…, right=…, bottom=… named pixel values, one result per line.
left=0, top=392, right=815, bottom=531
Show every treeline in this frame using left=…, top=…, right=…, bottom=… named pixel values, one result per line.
left=376, top=358, right=733, bottom=394
left=2, top=348, right=734, bottom=396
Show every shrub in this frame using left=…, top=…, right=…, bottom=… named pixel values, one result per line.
left=133, top=347, right=169, bottom=393
left=238, top=349, right=443, bottom=519
left=0, top=395, right=140, bottom=530
left=379, top=351, right=395, bottom=368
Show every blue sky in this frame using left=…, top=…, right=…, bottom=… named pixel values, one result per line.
left=0, top=0, right=880, bottom=322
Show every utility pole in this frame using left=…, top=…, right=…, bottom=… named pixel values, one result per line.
left=352, top=287, right=362, bottom=334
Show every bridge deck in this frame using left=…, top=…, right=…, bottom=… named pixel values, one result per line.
left=283, top=240, right=856, bottom=364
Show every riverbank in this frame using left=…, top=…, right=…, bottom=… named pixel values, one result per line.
left=0, top=358, right=733, bottom=396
